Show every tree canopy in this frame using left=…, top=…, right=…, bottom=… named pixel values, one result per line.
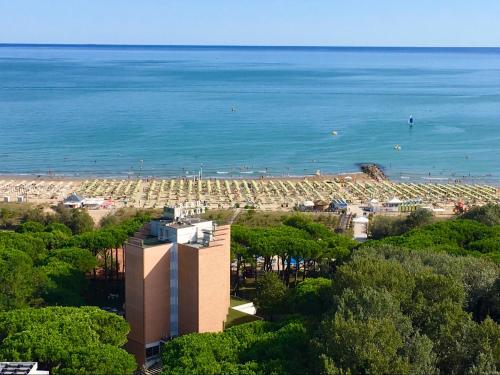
left=0, top=205, right=154, bottom=374
left=0, top=307, right=136, bottom=375
left=162, top=244, right=500, bottom=375
left=370, top=218, right=500, bottom=263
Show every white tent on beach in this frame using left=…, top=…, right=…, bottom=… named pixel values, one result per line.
left=352, top=216, right=369, bottom=224
left=63, top=192, right=85, bottom=208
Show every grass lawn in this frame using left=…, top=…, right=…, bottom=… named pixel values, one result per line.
left=225, top=308, right=261, bottom=329
left=230, top=296, right=251, bottom=307
left=226, top=296, right=261, bottom=329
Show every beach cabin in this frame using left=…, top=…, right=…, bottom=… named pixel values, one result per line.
left=83, top=197, right=105, bottom=209
left=368, top=199, right=381, bottom=213
left=63, top=192, right=85, bottom=208
left=399, top=198, right=423, bottom=212
left=298, top=200, right=315, bottom=211
left=314, top=199, right=330, bottom=212
left=330, top=199, right=348, bottom=212
left=383, top=197, right=403, bottom=212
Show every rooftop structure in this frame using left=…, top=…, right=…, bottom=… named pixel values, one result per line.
left=124, top=205, right=230, bottom=367
left=0, top=363, right=48, bottom=375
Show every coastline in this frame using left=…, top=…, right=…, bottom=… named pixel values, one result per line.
left=0, top=168, right=498, bottom=187
left=0, top=172, right=367, bottom=182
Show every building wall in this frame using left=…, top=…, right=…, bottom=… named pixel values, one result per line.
left=124, top=239, right=145, bottom=364
left=124, top=232, right=172, bottom=366
left=143, top=243, right=172, bottom=344
left=197, top=225, right=231, bottom=333
left=178, top=244, right=199, bottom=335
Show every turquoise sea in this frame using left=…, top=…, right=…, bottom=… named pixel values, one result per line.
left=0, top=45, right=499, bottom=183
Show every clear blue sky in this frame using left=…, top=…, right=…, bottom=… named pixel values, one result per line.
left=1, top=0, right=499, bottom=46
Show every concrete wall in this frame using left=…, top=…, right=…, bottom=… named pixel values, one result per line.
left=143, top=243, right=172, bottom=343
left=197, top=225, right=231, bottom=333
left=178, top=225, right=230, bottom=335
left=178, top=244, right=199, bottom=334
left=124, top=230, right=172, bottom=366
left=124, top=238, right=145, bottom=365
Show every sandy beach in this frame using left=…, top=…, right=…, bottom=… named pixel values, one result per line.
left=0, top=174, right=497, bottom=213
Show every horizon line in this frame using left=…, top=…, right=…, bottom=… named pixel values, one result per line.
left=1, top=42, right=500, bottom=49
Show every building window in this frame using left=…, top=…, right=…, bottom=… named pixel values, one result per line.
left=145, top=345, right=160, bottom=359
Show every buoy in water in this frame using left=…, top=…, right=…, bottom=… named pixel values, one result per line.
left=331, top=131, right=338, bottom=136
left=394, top=144, right=401, bottom=151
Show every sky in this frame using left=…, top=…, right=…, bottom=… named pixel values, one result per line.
left=1, top=0, right=499, bottom=47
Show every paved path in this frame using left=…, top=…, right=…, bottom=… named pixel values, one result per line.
left=229, top=208, right=242, bottom=224
left=349, top=206, right=368, bottom=242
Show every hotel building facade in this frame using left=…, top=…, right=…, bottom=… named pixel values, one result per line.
left=124, top=206, right=230, bottom=366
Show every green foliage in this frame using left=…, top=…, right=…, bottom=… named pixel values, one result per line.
left=368, top=215, right=404, bottom=240
left=162, top=320, right=310, bottom=375
left=49, top=247, right=96, bottom=272
left=368, top=208, right=434, bottom=240
left=319, top=314, right=417, bottom=374
left=289, top=277, right=332, bottom=316
left=0, top=209, right=149, bottom=311
left=0, top=207, right=153, bottom=373
left=0, top=231, right=47, bottom=263
left=315, top=246, right=500, bottom=375
left=256, top=272, right=287, bottom=319
left=231, top=215, right=356, bottom=288
left=163, top=242, right=499, bottom=374
left=0, top=248, right=41, bottom=311
left=404, top=208, right=434, bottom=230
left=17, top=220, right=45, bottom=233
left=0, top=203, right=52, bottom=229
left=40, top=259, right=87, bottom=306
left=99, top=207, right=154, bottom=228
left=0, top=306, right=136, bottom=375
left=54, top=205, right=95, bottom=234
left=371, top=219, right=500, bottom=263
left=462, top=204, right=500, bottom=226
left=45, top=222, right=73, bottom=236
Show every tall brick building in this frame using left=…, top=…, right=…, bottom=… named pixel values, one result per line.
left=124, top=206, right=230, bottom=366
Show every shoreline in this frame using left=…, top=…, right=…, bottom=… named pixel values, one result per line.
left=0, top=172, right=367, bottom=182
left=0, top=170, right=498, bottom=187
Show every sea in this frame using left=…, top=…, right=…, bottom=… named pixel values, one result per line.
left=0, top=45, right=499, bottom=184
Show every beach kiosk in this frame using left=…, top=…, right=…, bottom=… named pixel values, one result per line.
left=384, top=197, right=403, bottom=212
left=330, top=199, right=348, bottom=212
left=314, top=199, right=330, bottom=212
left=63, top=192, right=85, bottom=208
left=298, top=200, right=315, bottom=211
left=368, top=199, right=381, bottom=212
